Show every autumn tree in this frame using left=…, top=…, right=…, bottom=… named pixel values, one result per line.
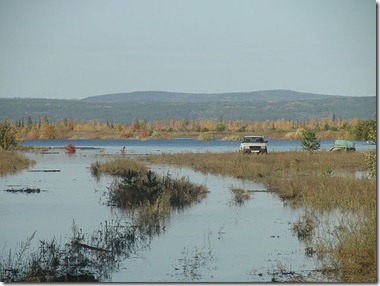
left=351, top=119, right=376, bottom=141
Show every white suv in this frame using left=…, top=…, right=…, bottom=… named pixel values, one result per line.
left=240, top=136, right=268, bottom=154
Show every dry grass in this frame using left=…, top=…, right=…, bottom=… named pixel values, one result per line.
left=141, top=151, right=371, bottom=209
left=314, top=207, right=376, bottom=282
left=229, top=187, right=251, bottom=205
left=0, top=150, right=34, bottom=176
left=141, top=150, right=376, bottom=282
left=90, top=157, right=148, bottom=177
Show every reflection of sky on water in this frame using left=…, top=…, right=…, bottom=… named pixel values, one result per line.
left=1, top=140, right=368, bottom=281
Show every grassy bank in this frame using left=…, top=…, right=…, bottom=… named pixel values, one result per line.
left=141, top=151, right=376, bottom=282
left=0, top=150, right=34, bottom=176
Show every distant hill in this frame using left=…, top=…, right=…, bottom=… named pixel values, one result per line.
left=0, top=90, right=376, bottom=124
left=83, top=89, right=340, bottom=103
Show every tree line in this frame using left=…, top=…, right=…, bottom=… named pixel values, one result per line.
left=0, top=116, right=375, bottom=144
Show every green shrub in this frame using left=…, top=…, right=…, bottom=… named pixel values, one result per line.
left=300, top=129, right=320, bottom=151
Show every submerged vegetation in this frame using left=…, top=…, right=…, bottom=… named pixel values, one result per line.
left=0, top=220, right=149, bottom=282
left=229, top=187, right=251, bottom=206
left=142, top=150, right=376, bottom=282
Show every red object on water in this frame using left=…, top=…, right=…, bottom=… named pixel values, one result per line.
left=65, top=144, right=76, bottom=153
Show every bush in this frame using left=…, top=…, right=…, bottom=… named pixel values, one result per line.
left=0, top=119, right=17, bottom=150
left=365, top=150, right=376, bottom=178
left=300, top=129, right=320, bottom=151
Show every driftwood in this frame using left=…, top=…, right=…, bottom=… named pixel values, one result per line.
left=29, top=169, right=61, bottom=172
left=3, top=188, right=44, bottom=194
left=247, top=189, right=267, bottom=193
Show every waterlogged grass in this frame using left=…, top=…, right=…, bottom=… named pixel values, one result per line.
left=108, top=170, right=207, bottom=236
left=0, top=220, right=149, bottom=282
left=0, top=150, right=34, bottom=176
left=229, top=187, right=251, bottom=206
left=90, top=157, right=148, bottom=177
left=91, top=157, right=208, bottom=236
left=141, top=151, right=376, bottom=282
left=141, top=151, right=371, bottom=209
left=291, top=210, right=319, bottom=241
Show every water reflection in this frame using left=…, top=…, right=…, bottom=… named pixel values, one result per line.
left=0, top=148, right=329, bottom=282
left=110, top=164, right=321, bottom=282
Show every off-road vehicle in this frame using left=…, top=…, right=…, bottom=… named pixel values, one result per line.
left=240, top=136, right=268, bottom=154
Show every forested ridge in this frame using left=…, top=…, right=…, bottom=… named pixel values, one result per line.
left=0, top=90, right=375, bottom=124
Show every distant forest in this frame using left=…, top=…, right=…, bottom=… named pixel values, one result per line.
left=0, top=90, right=375, bottom=124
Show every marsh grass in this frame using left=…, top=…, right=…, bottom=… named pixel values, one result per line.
left=142, top=151, right=373, bottom=211
left=173, top=246, right=216, bottom=281
left=313, top=207, right=376, bottom=282
left=90, top=157, right=147, bottom=178
left=91, top=157, right=208, bottom=236
left=110, top=171, right=207, bottom=236
left=197, top=133, right=216, bottom=141
left=0, top=219, right=149, bottom=282
left=142, top=151, right=376, bottom=282
left=229, top=187, right=251, bottom=206
left=291, top=210, right=319, bottom=241
left=0, top=150, right=34, bottom=176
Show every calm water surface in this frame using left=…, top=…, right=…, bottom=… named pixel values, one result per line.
left=20, top=138, right=374, bottom=154
left=0, top=139, right=374, bottom=282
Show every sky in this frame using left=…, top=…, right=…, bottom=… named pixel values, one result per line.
left=0, top=0, right=376, bottom=99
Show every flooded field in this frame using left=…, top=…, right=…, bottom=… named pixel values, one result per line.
left=1, top=139, right=374, bottom=282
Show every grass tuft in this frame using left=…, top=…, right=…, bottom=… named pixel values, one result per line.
left=229, top=187, right=251, bottom=205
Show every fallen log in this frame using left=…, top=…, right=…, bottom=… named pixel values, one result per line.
left=3, top=188, right=43, bottom=194
left=29, top=169, right=61, bottom=172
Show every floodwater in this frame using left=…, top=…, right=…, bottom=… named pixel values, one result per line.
left=0, top=139, right=374, bottom=282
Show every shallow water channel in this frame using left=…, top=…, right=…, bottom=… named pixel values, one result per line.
left=0, top=145, right=340, bottom=282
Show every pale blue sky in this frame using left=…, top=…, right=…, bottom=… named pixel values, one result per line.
left=0, top=0, right=376, bottom=99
